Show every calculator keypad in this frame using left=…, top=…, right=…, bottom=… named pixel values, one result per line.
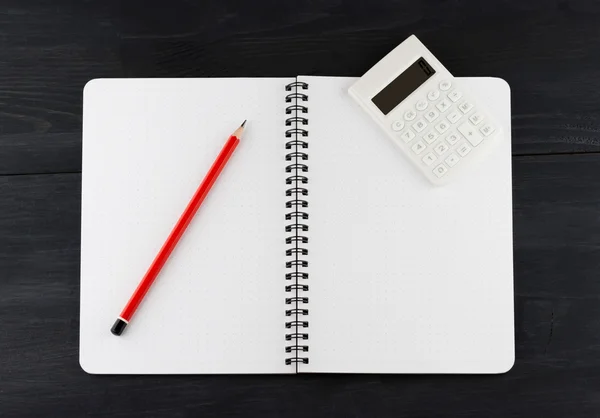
left=439, top=80, right=452, bottom=91
left=433, top=164, right=448, bottom=178
left=435, top=121, right=449, bottom=134
left=400, top=130, right=415, bottom=143
left=436, top=99, right=451, bottom=113
left=404, top=110, right=416, bottom=121
left=387, top=79, right=499, bottom=183
left=469, top=112, right=484, bottom=125
left=411, top=140, right=426, bottom=155
left=448, top=89, right=462, bottom=102
left=424, top=110, right=439, bottom=122
left=458, top=122, right=483, bottom=146
left=446, top=110, right=462, bottom=124
left=424, top=131, right=438, bottom=144
left=427, top=90, right=440, bottom=101
left=446, top=132, right=460, bottom=145
left=457, top=143, right=472, bottom=157
left=458, top=101, right=474, bottom=114
left=391, top=120, right=405, bottom=131
left=480, top=123, right=495, bottom=136
left=413, top=119, right=427, bottom=132
left=422, top=152, right=437, bottom=166
left=434, top=141, right=449, bottom=155
left=445, top=153, right=459, bottom=167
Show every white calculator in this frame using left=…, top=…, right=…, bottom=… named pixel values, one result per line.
left=349, top=35, right=502, bottom=185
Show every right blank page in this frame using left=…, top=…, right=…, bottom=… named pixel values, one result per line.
left=304, top=76, right=514, bottom=373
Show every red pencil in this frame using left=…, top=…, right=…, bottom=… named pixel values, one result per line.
left=111, top=120, right=246, bottom=336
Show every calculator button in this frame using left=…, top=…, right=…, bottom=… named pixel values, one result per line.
left=416, top=100, right=428, bottom=111
left=448, top=89, right=462, bottom=102
left=424, top=110, right=439, bottom=122
left=457, top=142, right=472, bottom=157
left=404, top=110, right=416, bottom=121
left=458, top=122, right=483, bottom=146
left=434, top=141, right=449, bottom=155
left=422, top=152, right=437, bottom=166
left=424, top=130, right=438, bottom=144
left=436, top=99, right=451, bottom=113
left=439, top=80, right=452, bottom=91
left=445, top=132, right=460, bottom=145
left=480, top=124, right=496, bottom=136
left=458, top=101, right=474, bottom=114
left=446, top=110, right=462, bottom=124
left=412, top=119, right=427, bottom=132
left=435, top=121, right=449, bottom=134
left=445, top=153, right=460, bottom=167
left=433, top=164, right=448, bottom=178
left=411, top=140, right=426, bottom=155
left=427, top=90, right=440, bottom=101
left=400, top=130, right=416, bottom=143
left=391, top=120, right=405, bottom=131
left=469, top=112, right=484, bottom=125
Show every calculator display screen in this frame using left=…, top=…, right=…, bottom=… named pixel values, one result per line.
left=372, top=57, right=435, bottom=115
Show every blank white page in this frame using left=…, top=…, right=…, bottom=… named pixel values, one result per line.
left=80, top=78, right=291, bottom=374
left=303, top=76, right=514, bottom=373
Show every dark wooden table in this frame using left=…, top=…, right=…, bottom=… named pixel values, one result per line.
left=1, top=1, right=600, bottom=417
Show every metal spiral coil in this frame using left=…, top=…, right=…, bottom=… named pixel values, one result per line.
left=285, top=117, right=308, bottom=126
left=284, top=81, right=309, bottom=367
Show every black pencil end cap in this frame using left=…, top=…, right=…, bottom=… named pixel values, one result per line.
left=111, top=318, right=127, bottom=336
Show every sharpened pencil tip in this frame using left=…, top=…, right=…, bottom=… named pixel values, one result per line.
left=241, top=120, right=247, bottom=127
left=232, top=121, right=246, bottom=139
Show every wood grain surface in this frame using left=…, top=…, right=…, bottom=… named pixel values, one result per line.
left=1, top=1, right=600, bottom=417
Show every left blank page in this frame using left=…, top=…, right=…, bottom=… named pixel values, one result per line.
left=80, top=78, right=291, bottom=374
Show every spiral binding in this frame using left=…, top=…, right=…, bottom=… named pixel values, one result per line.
left=284, top=80, right=309, bottom=367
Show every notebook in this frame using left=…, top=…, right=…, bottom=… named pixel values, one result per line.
left=80, top=76, right=514, bottom=374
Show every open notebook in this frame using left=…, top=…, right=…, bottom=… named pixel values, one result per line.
left=80, top=76, right=514, bottom=374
